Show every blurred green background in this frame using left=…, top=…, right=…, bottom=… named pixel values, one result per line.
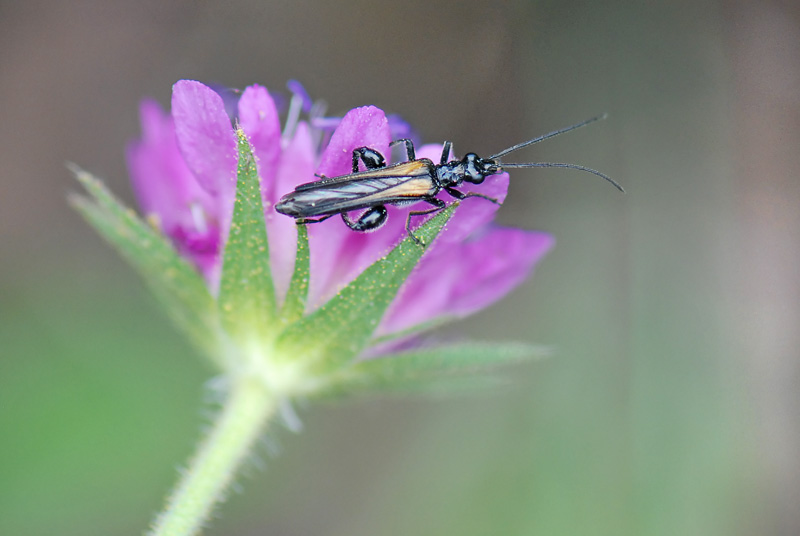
left=1, top=0, right=795, bottom=534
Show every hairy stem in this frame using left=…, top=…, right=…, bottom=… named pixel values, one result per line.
left=147, top=377, right=277, bottom=536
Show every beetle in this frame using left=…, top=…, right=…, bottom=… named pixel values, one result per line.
left=274, top=114, right=623, bottom=246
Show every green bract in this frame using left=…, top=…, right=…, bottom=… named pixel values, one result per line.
left=68, top=165, right=224, bottom=368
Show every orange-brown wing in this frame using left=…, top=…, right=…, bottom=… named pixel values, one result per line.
left=275, top=160, right=438, bottom=218
left=293, top=159, right=434, bottom=191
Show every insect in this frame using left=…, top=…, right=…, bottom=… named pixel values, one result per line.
left=275, top=114, right=623, bottom=246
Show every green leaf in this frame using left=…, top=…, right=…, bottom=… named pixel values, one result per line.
left=69, top=165, right=223, bottom=369
left=330, top=341, right=549, bottom=395
left=280, top=224, right=309, bottom=325
left=217, top=129, right=277, bottom=347
left=277, top=204, right=457, bottom=372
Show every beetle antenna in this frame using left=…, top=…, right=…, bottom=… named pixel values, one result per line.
left=489, top=114, right=608, bottom=160
left=499, top=161, right=624, bottom=192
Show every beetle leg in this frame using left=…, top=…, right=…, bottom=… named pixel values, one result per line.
left=444, top=187, right=499, bottom=204
left=342, top=205, right=389, bottom=232
left=297, top=214, right=336, bottom=225
left=406, top=197, right=447, bottom=247
left=440, top=141, right=452, bottom=165
left=390, top=138, right=416, bottom=162
left=352, top=147, right=386, bottom=172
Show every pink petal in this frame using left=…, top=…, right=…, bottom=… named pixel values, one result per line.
left=126, top=99, right=220, bottom=281
left=414, top=142, right=447, bottom=163
left=171, top=81, right=238, bottom=198
left=127, top=99, right=199, bottom=230
left=171, top=81, right=238, bottom=275
left=267, top=122, right=316, bottom=300
left=316, top=105, right=390, bottom=177
left=308, top=106, right=393, bottom=306
left=378, top=227, right=554, bottom=335
left=237, top=84, right=282, bottom=202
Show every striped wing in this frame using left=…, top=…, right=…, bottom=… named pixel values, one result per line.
left=276, top=160, right=438, bottom=218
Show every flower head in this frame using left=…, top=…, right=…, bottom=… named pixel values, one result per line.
left=126, top=80, right=553, bottom=342
left=71, top=79, right=558, bottom=536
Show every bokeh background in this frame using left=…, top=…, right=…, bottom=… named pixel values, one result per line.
left=2, top=1, right=797, bottom=534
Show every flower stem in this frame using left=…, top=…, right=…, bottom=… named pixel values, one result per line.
left=147, top=376, right=277, bottom=536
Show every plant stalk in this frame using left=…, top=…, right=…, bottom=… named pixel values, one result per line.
left=147, top=376, right=277, bottom=536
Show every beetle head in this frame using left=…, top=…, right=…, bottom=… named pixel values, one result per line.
left=462, top=153, right=499, bottom=184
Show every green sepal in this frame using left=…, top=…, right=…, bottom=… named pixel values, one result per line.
left=280, top=224, right=309, bottom=326
left=369, top=316, right=457, bottom=347
left=276, top=204, right=457, bottom=373
left=68, top=165, right=223, bottom=369
left=217, top=129, right=278, bottom=348
left=327, top=341, right=549, bottom=396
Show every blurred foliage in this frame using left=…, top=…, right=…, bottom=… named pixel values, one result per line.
left=0, top=273, right=207, bottom=535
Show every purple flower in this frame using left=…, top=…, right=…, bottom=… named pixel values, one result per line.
left=126, top=80, right=553, bottom=338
